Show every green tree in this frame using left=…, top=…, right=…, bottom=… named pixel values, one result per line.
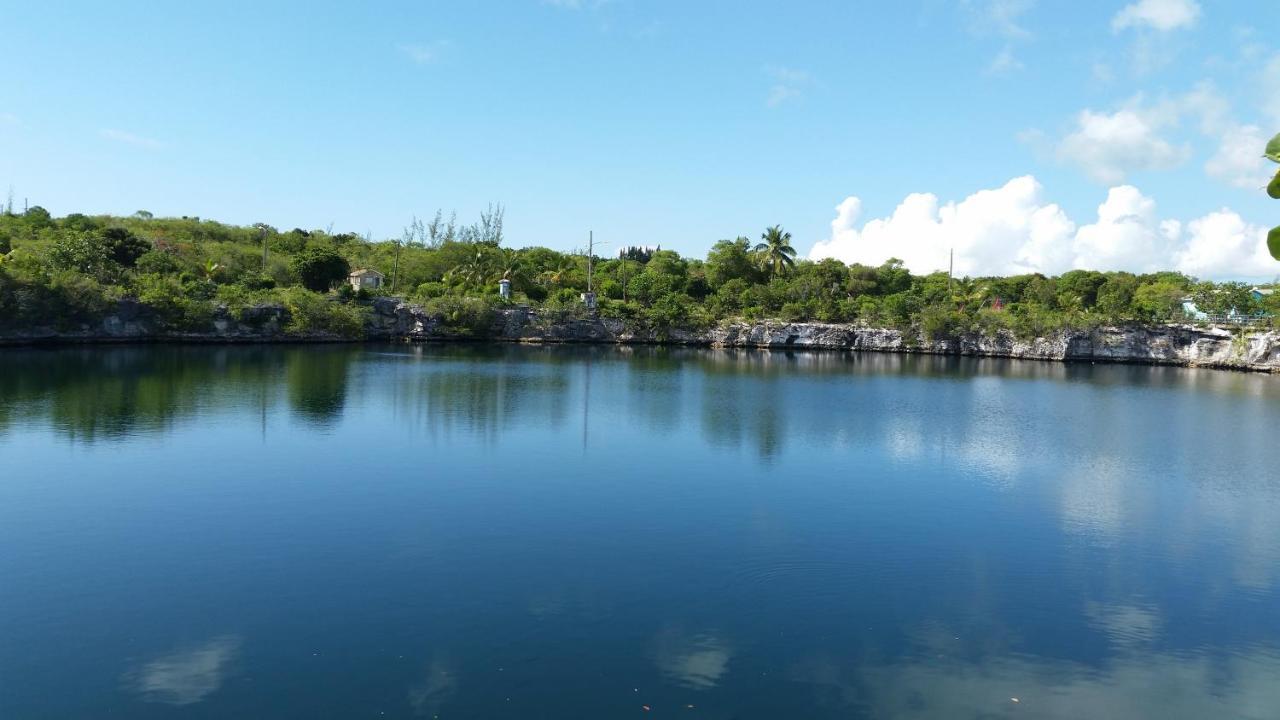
left=1132, top=280, right=1186, bottom=322
left=1266, top=132, right=1280, bottom=260
left=705, top=237, right=759, bottom=288
left=290, top=247, right=350, bottom=292
left=753, top=226, right=796, bottom=280
left=101, top=227, right=151, bottom=268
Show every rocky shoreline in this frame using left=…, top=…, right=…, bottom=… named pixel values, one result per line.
left=3, top=297, right=1278, bottom=373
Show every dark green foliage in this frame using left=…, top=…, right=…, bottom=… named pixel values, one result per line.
left=0, top=209, right=1274, bottom=340
left=705, top=237, right=760, bottom=288
left=290, top=247, right=350, bottom=292
left=102, top=228, right=151, bottom=268
left=1267, top=133, right=1280, bottom=260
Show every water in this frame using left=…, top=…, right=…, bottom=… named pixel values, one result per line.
left=2, top=345, right=1278, bottom=719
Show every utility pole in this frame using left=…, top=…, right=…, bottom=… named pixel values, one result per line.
left=391, top=239, right=402, bottom=293
left=587, top=230, right=594, bottom=294
left=948, top=247, right=954, bottom=294
left=259, top=225, right=269, bottom=272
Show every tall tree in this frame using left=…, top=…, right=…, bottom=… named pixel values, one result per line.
left=753, top=225, right=796, bottom=280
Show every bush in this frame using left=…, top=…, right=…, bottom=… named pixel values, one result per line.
left=919, top=304, right=969, bottom=341
left=290, top=247, right=350, bottom=292
left=136, top=250, right=181, bottom=275
left=279, top=287, right=366, bottom=337
left=135, top=274, right=213, bottom=330
left=422, top=296, right=495, bottom=335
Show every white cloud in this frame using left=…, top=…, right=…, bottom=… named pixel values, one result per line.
left=1111, top=0, right=1201, bottom=33
left=100, top=128, right=165, bottom=150
left=987, top=46, right=1024, bottom=74
left=1055, top=108, right=1189, bottom=184
left=397, top=41, right=448, bottom=65
left=1205, top=124, right=1271, bottom=189
left=765, top=66, right=811, bottom=107
left=964, top=0, right=1035, bottom=40
left=1039, top=85, right=1273, bottom=190
left=808, top=175, right=1275, bottom=279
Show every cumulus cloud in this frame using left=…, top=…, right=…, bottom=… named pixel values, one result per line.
left=1055, top=108, right=1188, bottom=184
left=1111, top=0, right=1201, bottom=33
left=807, top=175, right=1275, bottom=280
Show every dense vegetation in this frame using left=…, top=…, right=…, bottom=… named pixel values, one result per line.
left=1267, top=132, right=1280, bottom=260
left=0, top=204, right=1276, bottom=340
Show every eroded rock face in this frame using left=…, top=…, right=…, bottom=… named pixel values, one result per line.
left=4, top=297, right=1278, bottom=372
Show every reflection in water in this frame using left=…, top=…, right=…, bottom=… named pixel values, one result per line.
left=408, top=654, right=457, bottom=716
left=792, top=646, right=1280, bottom=720
left=653, top=628, right=732, bottom=690
left=3, top=344, right=1280, bottom=718
left=126, top=635, right=241, bottom=706
left=1084, top=602, right=1163, bottom=648
left=285, top=347, right=356, bottom=426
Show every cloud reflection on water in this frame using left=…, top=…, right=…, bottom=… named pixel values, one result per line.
left=127, top=635, right=241, bottom=706
left=792, top=645, right=1280, bottom=720
left=653, top=628, right=733, bottom=690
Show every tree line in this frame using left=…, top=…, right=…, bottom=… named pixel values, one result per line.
left=1, top=205, right=1276, bottom=339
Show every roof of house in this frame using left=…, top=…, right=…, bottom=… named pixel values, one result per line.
left=349, top=268, right=384, bottom=278
left=1253, top=287, right=1275, bottom=296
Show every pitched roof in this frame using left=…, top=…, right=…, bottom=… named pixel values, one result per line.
left=349, top=268, right=384, bottom=278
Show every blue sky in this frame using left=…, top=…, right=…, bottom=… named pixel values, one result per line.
left=2, top=0, right=1278, bottom=277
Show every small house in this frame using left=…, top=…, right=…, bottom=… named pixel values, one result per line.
left=348, top=268, right=384, bottom=291
left=1252, top=287, right=1275, bottom=303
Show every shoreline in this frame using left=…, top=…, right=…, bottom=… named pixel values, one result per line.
left=2, top=298, right=1277, bottom=373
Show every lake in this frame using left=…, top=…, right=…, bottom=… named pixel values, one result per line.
left=2, top=344, right=1278, bottom=719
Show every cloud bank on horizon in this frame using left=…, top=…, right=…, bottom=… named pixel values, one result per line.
left=808, top=176, right=1276, bottom=280
left=810, top=0, right=1279, bottom=282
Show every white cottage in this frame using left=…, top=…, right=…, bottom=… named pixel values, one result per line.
left=348, top=268, right=385, bottom=291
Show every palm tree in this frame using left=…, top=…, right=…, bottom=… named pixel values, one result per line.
left=494, top=248, right=524, bottom=284
left=754, top=225, right=796, bottom=280
left=446, top=249, right=491, bottom=287
left=540, top=255, right=578, bottom=289
left=201, top=260, right=222, bottom=281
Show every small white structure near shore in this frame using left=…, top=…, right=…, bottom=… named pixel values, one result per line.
left=348, top=268, right=384, bottom=291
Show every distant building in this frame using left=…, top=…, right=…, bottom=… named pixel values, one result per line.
left=1181, top=298, right=1208, bottom=321
left=348, top=268, right=384, bottom=291
left=1252, top=287, right=1275, bottom=302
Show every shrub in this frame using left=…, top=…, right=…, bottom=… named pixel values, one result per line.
left=279, top=287, right=366, bottom=337
left=136, top=250, right=181, bottom=275
left=290, top=247, right=350, bottom=292
left=135, top=273, right=213, bottom=330
left=422, top=296, right=495, bottom=335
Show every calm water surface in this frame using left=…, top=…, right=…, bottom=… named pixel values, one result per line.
left=2, top=345, right=1279, bottom=719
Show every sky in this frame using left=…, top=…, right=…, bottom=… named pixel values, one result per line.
left=1, top=0, right=1278, bottom=279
